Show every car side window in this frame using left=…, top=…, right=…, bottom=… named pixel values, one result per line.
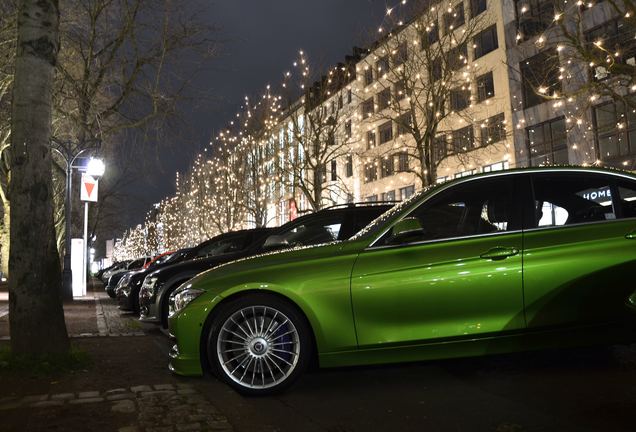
left=530, top=174, right=616, bottom=228
left=617, top=180, right=636, bottom=219
left=379, top=177, right=520, bottom=246
left=279, top=217, right=343, bottom=246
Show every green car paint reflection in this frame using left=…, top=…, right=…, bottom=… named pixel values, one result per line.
left=169, top=167, right=636, bottom=395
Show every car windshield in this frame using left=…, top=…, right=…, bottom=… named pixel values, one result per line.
left=150, top=253, right=174, bottom=267
left=349, top=194, right=426, bottom=240
left=127, top=258, right=146, bottom=269
left=195, top=235, right=248, bottom=258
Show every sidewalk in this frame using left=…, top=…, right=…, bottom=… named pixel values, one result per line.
left=0, top=279, right=233, bottom=432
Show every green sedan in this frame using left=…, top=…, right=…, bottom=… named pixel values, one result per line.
left=169, top=167, right=636, bottom=395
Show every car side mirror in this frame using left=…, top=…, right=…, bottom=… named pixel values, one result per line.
left=387, top=217, right=426, bottom=245
left=263, top=235, right=289, bottom=250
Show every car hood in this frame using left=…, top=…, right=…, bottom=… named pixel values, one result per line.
left=186, top=240, right=358, bottom=295
left=145, top=250, right=250, bottom=281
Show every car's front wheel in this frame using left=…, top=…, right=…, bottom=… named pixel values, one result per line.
left=206, top=294, right=312, bottom=395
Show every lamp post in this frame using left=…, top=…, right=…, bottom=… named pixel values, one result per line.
left=52, top=143, right=101, bottom=300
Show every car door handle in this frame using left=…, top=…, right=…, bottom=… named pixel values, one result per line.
left=626, top=229, right=636, bottom=240
left=480, top=247, right=519, bottom=261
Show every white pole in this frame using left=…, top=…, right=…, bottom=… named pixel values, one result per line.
left=83, top=201, right=88, bottom=297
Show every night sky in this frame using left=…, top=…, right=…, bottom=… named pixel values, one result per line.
left=123, top=0, right=388, bottom=227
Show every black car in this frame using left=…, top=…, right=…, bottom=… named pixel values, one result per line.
left=116, top=230, right=271, bottom=313
left=105, top=257, right=150, bottom=298
left=139, top=202, right=395, bottom=328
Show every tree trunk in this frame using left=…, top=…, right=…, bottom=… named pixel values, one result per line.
left=1, top=205, right=9, bottom=277
left=9, top=0, right=69, bottom=355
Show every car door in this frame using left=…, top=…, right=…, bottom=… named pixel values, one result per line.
left=351, top=175, right=527, bottom=348
left=523, top=171, right=636, bottom=329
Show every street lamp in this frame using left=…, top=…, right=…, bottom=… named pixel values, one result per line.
left=52, top=142, right=101, bottom=300
left=81, top=158, right=105, bottom=297
left=86, top=158, right=106, bottom=177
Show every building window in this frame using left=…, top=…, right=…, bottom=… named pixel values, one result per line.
left=434, top=135, right=448, bottom=163
left=364, top=67, right=374, bottom=86
left=362, top=97, right=374, bottom=118
left=338, top=95, right=343, bottom=109
left=482, top=161, right=510, bottom=172
left=377, top=55, right=390, bottom=76
left=395, top=80, right=407, bottom=100
left=365, top=162, right=378, bottom=183
left=345, top=120, right=352, bottom=138
left=593, top=97, right=636, bottom=163
left=381, top=190, right=396, bottom=201
left=396, top=152, right=409, bottom=172
left=451, top=126, right=474, bottom=153
left=366, top=194, right=378, bottom=202
left=443, top=3, right=465, bottom=34
left=526, top=117, right=568, bottom=166
left=454, top=169, right=477, bottom=178
left=393, top=42, right=408, bottom=66
left=347, top=89, right=352, bottom=104
left=367, top=130, right=377, bottom=149
left=431, top=57, right=443, bottom=81
left=377, top=88, right=391, bottom=111
left=345, top=155, right=353, bottom=177
left=448, top=43, right=468, bottom=71
left=481, top=113, right=506, bottom=145
left=473, top=25, right=498, bottom=59
left=471, top=0, right=487, bottom=17
left=515, top=0, right=554, bottom=40
left=476, top=72, right=495, bottom=102
left=380, top=157, right=394, bottom=178
left=399, top=185, right=415, bottom=201
left=423, top=23, right=439, bottom=46
left=520, top=50, right=561, bottom=109
left=450, top=87, right=471, bottom=111
left=321, top=164, right=327, bottom=183
left=396, top=113, right=411, bottom=136
left=326, top=132, right=336, bottom=146
left=379, top=121, right=394, bottom=144
left=330, top=160, right=337, bottom=181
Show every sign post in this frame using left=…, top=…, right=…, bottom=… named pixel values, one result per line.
left=80, top=174, right=98, bottom=297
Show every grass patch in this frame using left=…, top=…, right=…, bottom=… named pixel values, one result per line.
left=0, top=346, right=92, bottom=376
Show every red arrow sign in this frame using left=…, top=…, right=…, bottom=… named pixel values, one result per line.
left=81, top=174, right=98, bottom=202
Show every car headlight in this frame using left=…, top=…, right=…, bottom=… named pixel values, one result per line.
left=143, top=276, right=158, bottom=290
left=170, top=286, right=205, bottom=317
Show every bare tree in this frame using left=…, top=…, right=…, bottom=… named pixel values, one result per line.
left=51, top=0, right=216, bottom=249
left=10, top=0, right=69, bottom=355
left=356, top=1, right=509, bottom=187
left=0, top=1, right=16, bottom=277
left=279, top=52, right=359, bottom=210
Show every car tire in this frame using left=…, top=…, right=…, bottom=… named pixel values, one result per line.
left=206, top=294, right=312, bottom=396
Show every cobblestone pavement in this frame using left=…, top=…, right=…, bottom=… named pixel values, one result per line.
left=0, top=383, right=232, bottom=432
left=0, top=280, right=152, bottom=339
left=94, top=285, right=150, bottom=337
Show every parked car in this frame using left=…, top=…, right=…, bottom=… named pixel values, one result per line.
left=117, top=232, right=268, bottom=313
left=99, top=261, right=130, bottom=283
left=143, top=251, right=176, bottom=269
left=168, top=167, right=636, bottom=395
left=141, top=202, right=395, bottom=328
left=105, top=257, right=150, bottom=298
